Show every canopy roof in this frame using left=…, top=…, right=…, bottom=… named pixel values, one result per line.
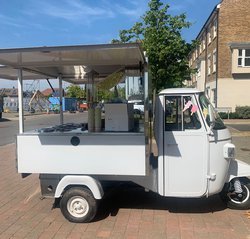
left=0, top=43, right=145, bottom=84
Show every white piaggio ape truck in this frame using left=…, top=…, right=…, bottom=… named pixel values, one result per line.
left=0, top=43, right=249, bottom=223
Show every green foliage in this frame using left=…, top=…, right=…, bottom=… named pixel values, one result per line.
left=97, top=86, right=126, bottom=102
left=218, top=106, right=250, bottom=119
left=66, top=85, right=86, bottom=98
left=116, top=86, right=126, bottom=99
left=97, top=89, right=113, bottom=102
left=218, top=112, right=239, bottom=119
left=112, top=0, right=195, bottom=91
left=235, top=106, right=250, bottom=119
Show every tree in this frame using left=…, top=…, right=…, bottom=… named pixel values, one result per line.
left=66, top=85, right=86, bottom=98
left=112, top=0, right=195, bottom=91
left=97, top=86, right=126, bottom=102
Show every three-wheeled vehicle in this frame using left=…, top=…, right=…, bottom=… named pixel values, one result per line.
left=0, top=43, right=249, bottom=223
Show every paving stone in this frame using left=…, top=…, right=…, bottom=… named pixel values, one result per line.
left=0, top=128, right=250, bottom=239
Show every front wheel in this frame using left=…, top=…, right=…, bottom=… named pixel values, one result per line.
left=220, top=179, right=250, bottom=210
left=60, top=187, right=98, bottom=223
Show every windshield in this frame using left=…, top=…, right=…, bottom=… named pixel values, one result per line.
left=199, top=93, right=226, bottom=130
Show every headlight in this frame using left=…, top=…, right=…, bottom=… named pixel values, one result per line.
left=223, top=143, right=235, bottom=159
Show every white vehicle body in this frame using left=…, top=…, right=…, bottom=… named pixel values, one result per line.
left=128, top=100, right=144, bottom=114
left=0, top=43, right=249, bottom=223
left=154, top=88, right=245, bottom=197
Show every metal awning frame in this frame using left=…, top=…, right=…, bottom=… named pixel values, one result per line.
left=0, top=43, right=147, bottom=134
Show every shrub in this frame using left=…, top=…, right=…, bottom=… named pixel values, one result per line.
left=218, top=112, right=240, bottom=119
left=218, top=112, right=229, bottom=119
left=229, top=112, right=240, bottom=119
left=235, top=106, right=250, bottom=119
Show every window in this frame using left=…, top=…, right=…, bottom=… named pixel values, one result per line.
left=213, top=49, right=217, bottom=73
left=198, top=42, right=203, bottom=55
left=165, top=96, right=182, bottom=131
left=206, top=87, right=210, bottom=98
left=207, top=29, right=211, bottom=45
left=238, top=49, right=242, bottom=66
left=238, top=49, right=250, bottom=67
left=199, top=93, right=226, bottom=130
left=202, top=37, right=206, bottom=50
left=211, top=88, right=216, bottom=104
left=213, top=19, right=217, bottom=39
left=197, top=62, right=201, bottom=77
left=202, top=34, right=206, bottom=50
left=207, top=54, right=211, bottom=75
left=193, top=52, right=196, bottom=61
left=165, top=95, right=201, bottom=131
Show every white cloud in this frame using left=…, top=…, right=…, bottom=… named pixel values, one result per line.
left=1, top=0, right=148, bottom=32
left=0, top=14, right=23, bottom=28
left=0, top=12, right=51, bottom=32
left=114, top=5, right=146, bottom=18
left=28, top=0, right=115, bottom=24
left=25, top=0, right=147, bottom=25
left=117, top=0, right=147, bottom=18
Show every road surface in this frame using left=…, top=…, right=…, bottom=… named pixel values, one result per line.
left=0, top=112, right=88, bottom=146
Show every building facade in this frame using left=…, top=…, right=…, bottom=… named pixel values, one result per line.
left=188, top=0, right=250, bottom=111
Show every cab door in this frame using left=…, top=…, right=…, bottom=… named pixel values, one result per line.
left=163, top=95, right=208, bottom=197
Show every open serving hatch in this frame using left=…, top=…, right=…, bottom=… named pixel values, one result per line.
left=0, top=43, right=149, bottom=133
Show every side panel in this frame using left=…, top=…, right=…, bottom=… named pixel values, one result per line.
left=158, top=93, right=208, bottom=197
left=17, top=134, right=146, bottom=176
left=164, top=132, right=208, bottom=197
left=208, top=129, right=232, bottom=195
left=154, top=95, right=165, bottom=195
left=227, top=159, right=250, bottom=182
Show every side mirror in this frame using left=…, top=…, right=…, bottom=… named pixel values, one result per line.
left=208, top=104, right=215, bottom=130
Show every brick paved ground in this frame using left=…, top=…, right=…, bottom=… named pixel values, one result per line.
left=0, top=140, right=250, bottom=239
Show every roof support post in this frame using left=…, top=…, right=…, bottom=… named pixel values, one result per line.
left=17, top=68, right=24, bottom=133
left=59, top=75, right=63, bottom=125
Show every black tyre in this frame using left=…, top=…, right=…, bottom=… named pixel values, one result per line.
left=60, top=187, right=98, bottom=223
left=220, top=181, right=250, bottom=210
left=133, top=109, right=141, bottom=115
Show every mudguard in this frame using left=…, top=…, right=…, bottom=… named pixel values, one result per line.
left=226, top=159, right=250, bottom=182
left=54, top=175, right=104, bottom=199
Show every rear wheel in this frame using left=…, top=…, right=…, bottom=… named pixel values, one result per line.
left=60, top=187, right=98, bottom=223
left=220, top=180, right=250, bottom=210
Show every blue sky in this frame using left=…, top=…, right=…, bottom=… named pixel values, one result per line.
left=0, top=0, right=219, bottom=89
left=0, top=0, right=220, bottom=47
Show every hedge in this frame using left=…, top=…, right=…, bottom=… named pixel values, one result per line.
left=218, top=106, right=250, bottom=119
left=235, top=106, right=250, bottom=119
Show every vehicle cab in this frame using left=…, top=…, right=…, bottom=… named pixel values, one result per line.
left=154, top=88, right=250, bottom=208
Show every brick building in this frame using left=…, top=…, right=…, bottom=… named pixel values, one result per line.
left=188, top=0, right=250, bottom=111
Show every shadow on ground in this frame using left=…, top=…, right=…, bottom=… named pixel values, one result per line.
left=0, top=118, right=11, bottom=122
left=94, top=184, right=227, bottom=222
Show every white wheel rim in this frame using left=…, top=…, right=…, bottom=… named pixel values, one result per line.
left=67, top=196, right=89, bottom=218
left=229, top=184, right=250, bottom=204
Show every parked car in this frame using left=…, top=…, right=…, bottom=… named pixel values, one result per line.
left=128, top=100, right=144, bottom=115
